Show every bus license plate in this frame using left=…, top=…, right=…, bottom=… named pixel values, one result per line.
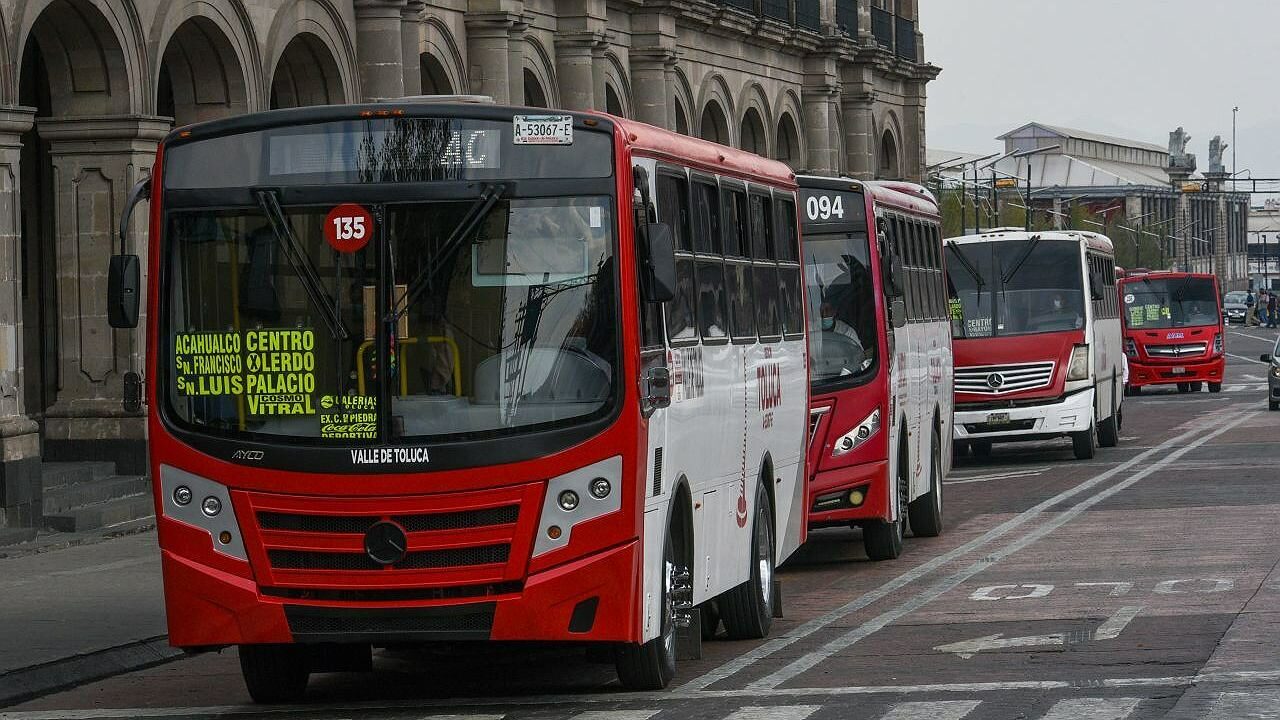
left=1171, top=367, right=1187, bottom=375
left=513, top=115, right=573, bottom=145
left=987, top=412, right=1010, bottom=425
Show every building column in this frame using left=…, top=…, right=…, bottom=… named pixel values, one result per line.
left=903, top=79, right=926, bottom=182
left=33, top=115, right=170, bottom=475
left=355, top=0, right=408, bottom=101
left=0, top=107, right=40, bottom=530
left=802, top=49, right=841, bottom=175
left=840, top=92, right=875, bottom=180
left=401, top=1, right=426, bottom=96
left=555, top=31, right=606, bottom=111
left=507, top=18, right=529, bottom=106
left=629, top=10, right=676, bottom=128
left=465, top=12, right=518, bottom=103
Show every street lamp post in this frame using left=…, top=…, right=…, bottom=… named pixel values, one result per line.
left=1232, top=106, right=1239, bottom=193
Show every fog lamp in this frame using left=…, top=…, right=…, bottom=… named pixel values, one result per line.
left=558, top=490, right=580, bottom=512
left=847, top=489, right=866, bottom=507
left=201, top=496, right=222, bottom=517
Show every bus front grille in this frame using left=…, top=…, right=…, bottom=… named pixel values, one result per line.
left=1146, top=342, right=1207, bottom=358
left=284, top=603, right=496, bottom=642
left=955, top=361, right=1056, bottom=395
left=268, top=544, right=510, bottom=572
left=257, top=505, right=519, bottom=534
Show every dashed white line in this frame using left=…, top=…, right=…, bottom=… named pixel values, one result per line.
left=724, top=706, right=820, bottom=720
left=1040, top=697, right=1143, bottom=720
left=879, top=700, right=980, bottom=720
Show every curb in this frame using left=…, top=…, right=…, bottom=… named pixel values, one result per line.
left=0, top=636, right=182, bottom=708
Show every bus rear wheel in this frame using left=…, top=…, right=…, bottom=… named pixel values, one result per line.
left=239, top=644, right=309, bottom=704
left=1177, top=382, right=1190, bottom=393
left=1209, top=382, right=1222, bottom=393
left=720, top=480, right=775, bottom=640
left=907, top=424, right=944, bottom=538
left=971, top=440, right=992, bottom=458
left=615, top=526, right=678, bottom=689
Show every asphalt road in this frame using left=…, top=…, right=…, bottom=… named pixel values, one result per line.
left=7, top=328, right=1280, bottom=720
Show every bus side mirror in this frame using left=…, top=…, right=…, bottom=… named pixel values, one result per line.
left=890, top=297, right=907, bottom=329
left=886, top=255, right=906, bottom=299
left=108, top=254, right=141, bottom=329
left=1261, top=354, right=1273, bottom=363
left=1089, top=274, right=1104, bottom=301
left=109, top=177, right=150, bottom=329
left=642, top=222, right=676, bottom=303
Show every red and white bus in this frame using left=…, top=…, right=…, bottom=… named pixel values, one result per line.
left=109, top=102, right=809, bottom=698
left=799, top=177, right=951, bottom=561
left=1118, top=270, right=1224, bottom=395
left=945, top=230, right=1124, bottom=460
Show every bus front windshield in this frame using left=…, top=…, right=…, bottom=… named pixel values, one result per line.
left=805, top=231, right=877, bottom=389
left=1122, top=277, right=1219, bottom=329
left=161, top=117, right=618, bottom=445
left=947, top=238, right=1084, bottom=339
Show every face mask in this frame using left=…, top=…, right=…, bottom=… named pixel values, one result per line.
left=822, top=317, right=835, bottom=331
left=1053, top=301, right=1062, bottom=310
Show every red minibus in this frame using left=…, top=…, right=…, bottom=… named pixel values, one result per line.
left=108, top=102, right=810, bottom=698
left=799, top=176, right=951, bottom=561
left=1118, top=270, right=1224, bottom=394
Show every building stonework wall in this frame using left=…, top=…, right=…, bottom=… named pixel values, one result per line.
left=0, top=0, right=937, bottom=526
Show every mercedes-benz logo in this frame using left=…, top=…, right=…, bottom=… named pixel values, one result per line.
left=364, top=521, right=408, bottom=566
left=986, top=373, right=1005, bottom=389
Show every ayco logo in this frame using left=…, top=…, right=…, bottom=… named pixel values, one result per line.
left=231, top=450, right=265, bottom=461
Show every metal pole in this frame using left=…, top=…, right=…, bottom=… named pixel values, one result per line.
left=960, top=174, right=967, bottom=237
left=1233, top=106, right=1238, bottom=194
left=973, top=162, right=981, bottom=234
left=1025, top=160, right=1032, bottom=231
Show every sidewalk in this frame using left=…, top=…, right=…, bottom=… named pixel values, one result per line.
left=0, top=531, right=176, bottom=705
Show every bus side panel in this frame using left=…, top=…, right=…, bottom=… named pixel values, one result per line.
left=771, top=336, right=809, bottom=563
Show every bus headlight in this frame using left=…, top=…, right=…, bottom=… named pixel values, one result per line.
left=1213, top=334, right=1223, bottom=354
left=533, top=456, right=622, bottom=557
left=1066, top=344, right=1090, bottom=381
left=1124, top=338, right=1138, bottom=358
left=832, top=409, right=881, bottom=458
left=159, top=465, right=247, bottom=562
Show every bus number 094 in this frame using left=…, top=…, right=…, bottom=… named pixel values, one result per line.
left=806, top=194, right=844, bottom=221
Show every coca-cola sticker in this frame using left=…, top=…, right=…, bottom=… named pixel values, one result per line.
left=324, top=203, right=374, bottom=253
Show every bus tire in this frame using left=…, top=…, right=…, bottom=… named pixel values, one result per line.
left=1177, top=382, right=1190, bottom=393
left=953, top=441, right=970, bottom=459
left=1191, top=381, right=1203, bottom=392
left=1270, top=399, right=1279, bottom=411
left=864, top=447, right=907, bottom=561
left=720, top=480, right=775, bottom=640
left=971, top=440, right=992, bottom=458
left=1129, top=384, right=1142, bottom=396
left=907, top=423, right=944, bottom=538
left=1098, top=397, right=1120, bottom=448
left=614, top=525, right=678, bottom=690
left=239, top=644, right=309, bottom=704
left=1209, top=382, right=1222, bottom=393
left=1072, top=424, right=1096, bottom=460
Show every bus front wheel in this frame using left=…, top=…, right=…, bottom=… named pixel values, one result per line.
left=1072, top=424, right=1096, bottom=460
left=907, top=424, right=944, bottom=538
left=239, top=644, right=309, bottom=704
left=615, top=525, right=678, bottom=689
left=720, top=480, right=775, bottom=639
left=864, top=451, right=907, bottom=561
left=1209, top=382, right=1222, bottom=393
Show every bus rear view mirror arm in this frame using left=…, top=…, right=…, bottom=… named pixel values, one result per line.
left=642, top=222, right=677, bottom=303
left=109, top=177, right=150, bottom=330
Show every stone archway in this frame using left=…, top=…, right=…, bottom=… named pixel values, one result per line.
left=270, top=32, right=346, bottom=109
left=880, top=128, right=901, bottom=179
left=157, top=17, right=250, bottom=127
left=421, top=52, right=454, bottom=95
left=674, top=98, right=689, bottom=135
left=776, top=112, right=801, bottom=170
left=605, top=83, right=625, bottom=117
left=523, top=69, right=548, bottom=108
left=700, top=100, right=730, bottom=146
left=740, top=107, right=766, bottom=156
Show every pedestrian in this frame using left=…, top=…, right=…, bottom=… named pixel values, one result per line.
left=1246, top=289, right=1258, bottom=326
left=1256, top=290, right=1268, bottom=327
left=1267, top=291, right=1277, bottom=329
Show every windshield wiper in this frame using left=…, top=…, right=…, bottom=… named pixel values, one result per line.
left=254, top=189, right=350, bottom=340
left=392, top=182, right=505, bottom=323
left=1000, top=234, right=1043, bottom=284
left=945, top=241, right=985, bottom=290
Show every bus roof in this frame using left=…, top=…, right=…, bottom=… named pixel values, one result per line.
left=796, top=175, right=939, bottom=215
left=1118, top=270, right=1216, bottom=283
left=946, top=228, right=1115, bottom=254
left=162, top=101, right=796, bottom=189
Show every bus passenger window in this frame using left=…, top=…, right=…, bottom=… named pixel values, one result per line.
left=778, top=265, right=804, bottom=337
left=666, top=259, right=698, bottom=343
left=726, top=260, right=755, bottom=340
left=774, top=197, right=798, bottom=262
left=723, top=189, right=749, bottom=257
left=697, top=261, right=729, bottom=340
left=750, top=195, right=774, bottom=260
left=692, top=180, right=721, bottom=254
left=754, top=264, right=782, bottom=338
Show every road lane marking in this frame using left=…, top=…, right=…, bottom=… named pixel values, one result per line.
left=1040, top=697, right=1143, bottom=720
left=8, top=671, right=1280, bottom=719
left=748, top=411, right=1255, bottom=690
left=1229, top=330, right=1277, bottom=342
left=879, top=700, right=980, bottom=720
left=1227, top=353, right=1269, bottom=366
left=573, top=712, right=659, bottom=720
left=724, top=706, right=819, bottom=720
left=682, top=406, right=1244, bottom=692
left=1199, top=690, right=1280, bottom=719
left=933, top=606, right=1142, bottom=659
left=944, top=468, right=1047, bottom=485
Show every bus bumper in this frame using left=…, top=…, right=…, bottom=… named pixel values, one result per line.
left=1126, top=357, right=1223, bottom=388
left=954, top=388, right=1094, bottom=442
left=806, top=460, right=890, bottom=527
left=162, top=539, right=640, bottom=648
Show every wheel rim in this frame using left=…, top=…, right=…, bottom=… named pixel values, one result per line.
left=756, top=505, right=773, bottom=610
left=662, top=550, right=676, bottom=659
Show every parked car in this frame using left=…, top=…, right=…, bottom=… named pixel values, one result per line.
left=1262, top=341, right=1280, bottom=411
left=1224, top=290, right=1249, bottom=324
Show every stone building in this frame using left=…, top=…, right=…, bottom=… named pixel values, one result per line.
left=0, top=0, right=937, bottom=533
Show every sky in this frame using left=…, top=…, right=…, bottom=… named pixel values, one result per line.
left=919, top=0, right=1280, bottom=181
